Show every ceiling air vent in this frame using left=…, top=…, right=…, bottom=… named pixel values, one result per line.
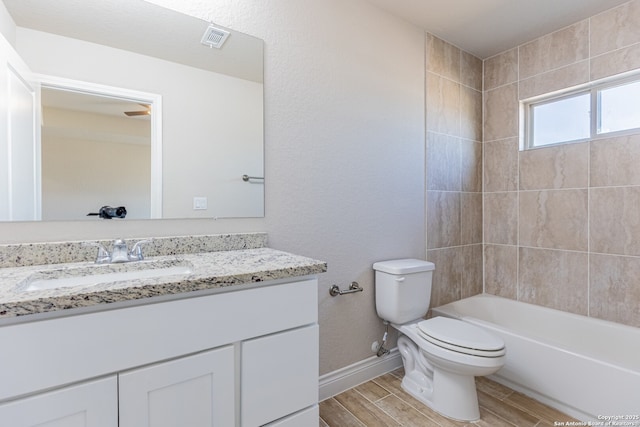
left=201, top=25, right=230, bottom=49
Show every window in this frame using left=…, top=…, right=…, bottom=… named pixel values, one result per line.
left=525, top=76, right=640, bottom=149
left=599, top=80, right=640, bottom=134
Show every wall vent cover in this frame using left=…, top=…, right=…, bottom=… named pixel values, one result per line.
left=201, top=25, right=230, bottom=49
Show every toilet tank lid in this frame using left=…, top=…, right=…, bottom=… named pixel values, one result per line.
left=373, top=259, right=435, bottom=274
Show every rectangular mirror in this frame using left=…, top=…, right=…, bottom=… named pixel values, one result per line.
left=0, top=0, right=264, bottom=221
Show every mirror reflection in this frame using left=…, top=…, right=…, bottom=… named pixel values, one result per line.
left=41, top=87, right=153, bottom=221
left=0, top=0, right=264, bottom=221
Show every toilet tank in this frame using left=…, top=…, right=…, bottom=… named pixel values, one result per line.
left=373, top=259, right=435, bottom=324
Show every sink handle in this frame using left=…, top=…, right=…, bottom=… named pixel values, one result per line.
left=129, top=239, right=153, bottom=261
left=83, top=242, right=111, bottom=264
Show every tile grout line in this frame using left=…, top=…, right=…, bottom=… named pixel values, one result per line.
left=350, top=387, right=404, bottom=427
left=375, top=394, right=411, bottom=427
left=321, top=397, right=366, bottom=427
left=586, top=12, right=591, bottom=319
left=326, top=376, right=577, bottom=427
left=480, top=406, right=521, bottom=427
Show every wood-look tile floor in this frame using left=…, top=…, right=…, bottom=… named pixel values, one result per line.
left=319, top=368, right=578, bottom=427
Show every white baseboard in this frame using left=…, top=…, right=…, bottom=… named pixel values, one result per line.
left=318, top=348, right=402, bottom=401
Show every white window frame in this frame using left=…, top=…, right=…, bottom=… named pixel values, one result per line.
left=523, top=72, right=640, bottom=150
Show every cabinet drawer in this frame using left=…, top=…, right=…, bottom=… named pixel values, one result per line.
left=241, top=325, right=319, bottom=427
left=0, top=376, right=117, bottom=427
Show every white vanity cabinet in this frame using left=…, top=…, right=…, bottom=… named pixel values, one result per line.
left=0, top=278, right=319, bottom=427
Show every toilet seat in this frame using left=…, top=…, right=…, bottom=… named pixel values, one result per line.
left=417, top=317, right=505, bottom=357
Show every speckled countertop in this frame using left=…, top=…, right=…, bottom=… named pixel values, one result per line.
left=0, top=234, right=326, bottom=319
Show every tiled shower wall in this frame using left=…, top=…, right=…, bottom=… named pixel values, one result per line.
left=483, top=0, right=640, bottom=328
left=425, top=34, right=484, bottom=307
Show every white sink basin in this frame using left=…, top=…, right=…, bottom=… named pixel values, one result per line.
left=21, top=261, right=193, bottom=293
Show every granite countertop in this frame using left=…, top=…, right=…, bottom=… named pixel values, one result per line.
left=0, top=248, right=327, bottom=319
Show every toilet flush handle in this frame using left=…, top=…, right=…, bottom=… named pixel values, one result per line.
left=395, top=277, right=405, bottom=282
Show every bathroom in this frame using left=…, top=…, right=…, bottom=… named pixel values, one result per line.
left=1, top=0, right=639, bottom=425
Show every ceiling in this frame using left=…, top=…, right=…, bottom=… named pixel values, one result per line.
left=365, top=0, right=630, bottom=59
left=3, top=0, right=263, bottom=83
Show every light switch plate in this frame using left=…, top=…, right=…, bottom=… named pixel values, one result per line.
left=193, top=197, right=207, bottom=210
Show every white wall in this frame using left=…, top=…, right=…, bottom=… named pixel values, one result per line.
left=0, top=0, right=426, bottom=375
left=41, top=107, right=151, bottom=221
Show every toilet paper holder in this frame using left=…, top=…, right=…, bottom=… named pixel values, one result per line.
left=329, top=281, right=363, bottom=297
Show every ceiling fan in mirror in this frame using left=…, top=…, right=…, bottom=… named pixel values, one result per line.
left=124, top=103, right=151, bottom=117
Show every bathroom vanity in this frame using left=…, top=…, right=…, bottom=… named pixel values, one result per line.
left=0, top=234, right=326, bottom=427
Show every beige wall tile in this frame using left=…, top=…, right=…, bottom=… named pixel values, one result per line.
left=461, top=50, right=483, bottom=91
left=461, top=192, right=482, bottom=244
left=426, top=132, right=460, bottom=191
left=484, top=48, right=518, bottom=91
left=425, top=34, right=482, bottom=311
left=484, top=137, right=518, bottom=192
left=461, top=140, right=483, bottom=192
left=590, top=186, right=640, bottom=256
left=519, top=142, right=589, bottom=190
left=426, top=247, right=462, bottom=307
left=461, top=86, right=482, bottom=141
left=590, top=42, right=640, bottom=81
left=591, top=134, right=640, bottom=187
left=519, top=189, right=588, bottom=251
left=484, top=83, right=518, bottom=142
left=426, top=33, right=461, bottom=82
left=427, top=191, right=460, bottom=249
left=590, top=0, right=640, bottom=56
left=485, top=244, right=518, bottom=299
left=518, top=247, right=588, bottom=315
left=519, top=20, right=589, bottom=79
left=590, top=253, right=640, bottom=328
left=426, top=72, right=460, bottom=136
left=484, top=192, right=518, bottom=245
left=461, top=244, right=483, bottom=298
left=481, top=1, right=640, bottom=330
left=519, top=61, right=589, bottom=100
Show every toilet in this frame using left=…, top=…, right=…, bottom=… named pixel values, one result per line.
left=373, top=259, right=505, bottom=421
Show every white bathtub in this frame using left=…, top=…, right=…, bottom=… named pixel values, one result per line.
left=432, top=294, right=640, bottom=422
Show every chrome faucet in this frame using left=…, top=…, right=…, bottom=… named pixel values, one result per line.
left=84, top=242, right=111, bottom=264
left=129, top=239, right=152, bottom=261
left=85, top=239, right=153, bottom=264
left=110, top=239, right=131, bottom=263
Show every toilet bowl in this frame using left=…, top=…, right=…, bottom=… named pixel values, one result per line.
left=394, top=317, right=505, bottom=421
left=373, top=259, right=506, bottom=421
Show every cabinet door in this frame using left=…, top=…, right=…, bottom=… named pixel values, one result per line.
left=0, top=376, right=117, bottom=427
left=241, top=325, right=319, bottom=427
left=119, top=346, right=235, bottom=427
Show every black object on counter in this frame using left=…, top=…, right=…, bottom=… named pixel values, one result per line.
left=87, top=206, right=127, bottom=219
